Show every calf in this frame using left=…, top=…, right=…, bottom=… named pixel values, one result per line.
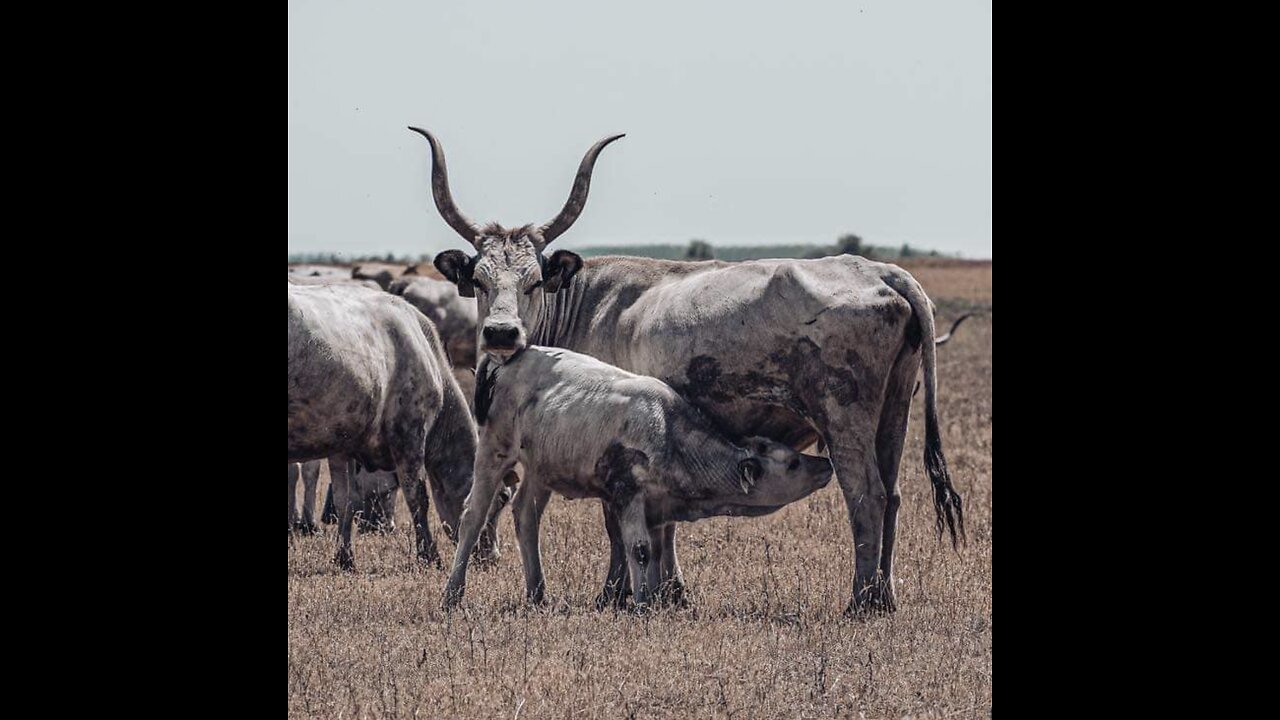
left=442, top=346, right=833, bottom=609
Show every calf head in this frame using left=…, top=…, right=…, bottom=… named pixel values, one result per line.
left=409, top=127, right=622, bottom=359
left=732, top=436, right=834, bottom=508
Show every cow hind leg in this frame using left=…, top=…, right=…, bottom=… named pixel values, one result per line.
left=872, top=343, right=921, bottom=612
left=298, top=461, right=321, bottom=535
left=826, top=424, right=891, bottom=615
left=288, top=463, right=300, bottom=533
left=396, top=460, right=441, bottom=569
left=327, top=455, right=357, bottom=571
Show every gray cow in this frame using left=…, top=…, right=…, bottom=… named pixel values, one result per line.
left=410, top=128, right=964, bottom=614
left=320, top=459, right=401, bottom=534
left=443, top=346, right=834, bottom=610
left=288, top=460, right=323, bottom=534
left=288, top=281, right=480, bottom=570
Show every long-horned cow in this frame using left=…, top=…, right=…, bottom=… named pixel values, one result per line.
left=410, top=128, right=964, bottom=613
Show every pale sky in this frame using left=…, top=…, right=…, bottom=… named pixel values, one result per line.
left=288, top=0, right=991, bottom=259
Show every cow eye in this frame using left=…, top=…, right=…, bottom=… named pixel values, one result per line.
left=524, top=280, right=543, bottom=295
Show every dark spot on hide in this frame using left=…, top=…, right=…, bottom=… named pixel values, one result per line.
left=632, top=542, right=649, bottom=567
left=597, top=443, right=649, bottom=508
left=768, top=338, right=859, bottom=413
left=687, top=356, right=721, bottom=386
left=877, top=286, right=894, bottom=297
left=905, top=311, right=923, bottom=351
left=474, top=356, right=499, bottom=425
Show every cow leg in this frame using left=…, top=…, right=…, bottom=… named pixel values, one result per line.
left=827, top=423, right=890, bottom=615
left=299, top=461, right=321, bottom=534
left=328, top=455, right=357, bottom=571
left=321, top=484, right=337, bottom=524
left=396, top=462, right=441, bottom=569
left=595, top=501, right=631, bottom=610
left=872, top=342, right=921, bottom=612
left=655, top=523, right=688, bottom=608
left=616, top=497, right=656, bottom=610
left=442, top=454, right=510, bottom=609
left=511, top=482, right=552, bottom=605
left=288, top=463, right=300, bottom=532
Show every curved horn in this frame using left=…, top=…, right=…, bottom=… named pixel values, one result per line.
left=407, top=127, right=481, bottom=247
left=538, top=134, right=625, bottom=245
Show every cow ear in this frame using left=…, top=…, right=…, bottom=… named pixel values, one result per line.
left=434, top=250, right=477, bottom=298
left=542, top=250, right=583, bottom=294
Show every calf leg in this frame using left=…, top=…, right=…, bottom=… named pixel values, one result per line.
left=511, top=483, right=552, bottom=605
left=443, top=454, right=511, bottom=609
left=298, top=460, right=321, bottom=534
left=473, top=480, right=515, bottom=564
left=595, top=502, right=631, bottom=610
left=327, top=455, right=357, bottom=570
left=616, top=497, right=657, bottom=610
left=655, top=523, right=688, bottom=607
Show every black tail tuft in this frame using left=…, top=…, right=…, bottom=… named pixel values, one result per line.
left=925, top=415, right=966, bottom=549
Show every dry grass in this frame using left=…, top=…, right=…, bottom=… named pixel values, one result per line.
left=288, top=263, right=992, bottom=719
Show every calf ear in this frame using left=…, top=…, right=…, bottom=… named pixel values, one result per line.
left=737, top=458, right=761, bottom=494
left=434, top=250, right=477, bottom=297
left=542, top=250, right=583, bottom=293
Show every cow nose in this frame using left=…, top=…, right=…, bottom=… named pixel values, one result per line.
left=483, top=325, right=520, bottom=348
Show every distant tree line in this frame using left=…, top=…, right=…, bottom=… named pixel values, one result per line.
left=288, top=235, right=949, bottom=265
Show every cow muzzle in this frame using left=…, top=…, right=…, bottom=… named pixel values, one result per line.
left=481, top=323, right=524, bottom=356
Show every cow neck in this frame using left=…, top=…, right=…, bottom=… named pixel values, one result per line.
left=530, top=270, right=587, bottom=350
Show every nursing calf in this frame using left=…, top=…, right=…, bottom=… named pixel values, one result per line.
left=442, top=346, right=833, bottom=609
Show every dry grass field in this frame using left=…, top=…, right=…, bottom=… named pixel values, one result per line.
left=288, top=261, right=992, bottom=719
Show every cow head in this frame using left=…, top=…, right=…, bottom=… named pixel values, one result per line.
left=409, top=127, right=622, bottom=359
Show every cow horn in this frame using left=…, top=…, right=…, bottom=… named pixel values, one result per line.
left=538, top=134, right=625, bottom=246
left=407, top=127, right=481, bottom=248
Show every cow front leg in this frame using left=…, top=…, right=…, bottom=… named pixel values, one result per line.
left=442, top=456, right=510, bottom=609
left=327, top=455, right=357, bottom=571
left=511, top=483, right=552, bottom=605
left=595, top=501, right=631, bottom=610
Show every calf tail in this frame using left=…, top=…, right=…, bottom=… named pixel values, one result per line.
left=885, top=273, right=966, bottom=549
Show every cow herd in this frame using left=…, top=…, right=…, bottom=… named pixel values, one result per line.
left=288, top=129, right=965, bottom=614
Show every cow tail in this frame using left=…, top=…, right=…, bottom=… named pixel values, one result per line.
left=886, top=272, right=965, bottom=549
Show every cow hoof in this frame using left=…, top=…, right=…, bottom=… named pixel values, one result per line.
left=417, top=548, right=443, bottom=570
left=293, top=522, right=319, bottom=536
left=441, top=586, right=464, bottom=611
left=844, top=590, right=896, bottom=617
left=333, top=550, right=356, bottom=572
left=593, top=586, right=630, bottom=611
